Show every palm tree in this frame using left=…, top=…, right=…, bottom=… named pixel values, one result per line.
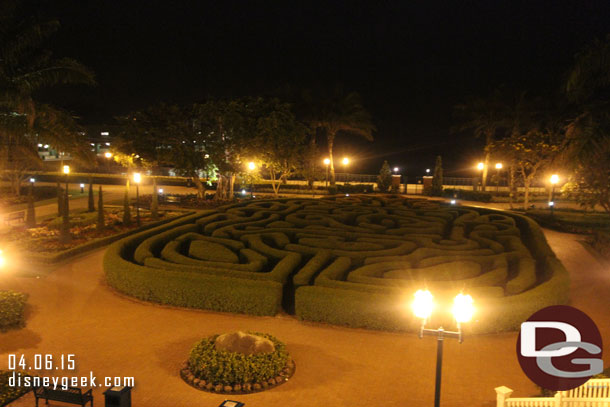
left=310, top=89, right=375, bottom=185
left=454, top=90, right=509, bottom=191
left=0, top=1, right=95, bottom=195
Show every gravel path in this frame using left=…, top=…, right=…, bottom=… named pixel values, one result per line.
left=0, top=224, right=608, bottom=406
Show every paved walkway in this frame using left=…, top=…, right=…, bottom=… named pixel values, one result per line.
left=0, top=217, right=608, bottom=406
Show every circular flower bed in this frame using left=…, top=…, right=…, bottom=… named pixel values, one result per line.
left=181, top=332, right=295, bottom=394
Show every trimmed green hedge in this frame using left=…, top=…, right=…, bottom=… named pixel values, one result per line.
left=0, top=290, right=27, bottom=331
left=188, top=333, right=289, bottom=386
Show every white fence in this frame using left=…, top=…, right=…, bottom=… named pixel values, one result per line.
left=496, top=379, right=610, bottom=407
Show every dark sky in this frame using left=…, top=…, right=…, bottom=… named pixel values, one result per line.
left=35, top=0, right=610, bottom=175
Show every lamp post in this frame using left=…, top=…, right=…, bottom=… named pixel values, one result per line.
left=495, top=163, right=503, bottom=192
left=549, top=174, right=559, bottom=215
left=412, top=290, right=475, bottom=407
left=477, top=162, right=484, bottom=191
left=248, top=162, right=256, bottom=198
left=323, top=158, right=330, bottom=188
left=80, top=183, right=85, bottom=194
left=61, top=165, right=71, bottom=244
left=133, top=172, right=141, bottom=226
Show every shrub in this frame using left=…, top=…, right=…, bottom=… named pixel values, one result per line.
left=0, top=370, right=31, bottom=406
left=0, top=290, right=27, bottom=331
left=377, top=161, right=392, bottom=192
left=188, top=333, right=289, bottom=386
left=590, top=230, right=610, bottom=259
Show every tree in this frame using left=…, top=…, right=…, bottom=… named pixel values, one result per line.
left=87, top=178, right=94, bottom=212
left=97, top=185, right=105, bottom=231
left=309, top=90, right=375, bottom=185
left=151, top=177, right=159, bottom=220
left=377, top=161, right=392, bottom=192
left=454, top=90, right=509, bottom=191
left=0, top=3, right=95, bottom=196
left=251, top=101, right=308, bottom=196
left=26, top=182, right=35, bottom=228
left=492, top=131, right=560, bottom=209
left=430, top=156, right=444, bottom=197
left=60, top=182, right=71, bottom=244
left=563, top=35, right=610, bottom=212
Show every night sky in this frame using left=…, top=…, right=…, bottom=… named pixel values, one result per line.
left=35, top=0, right=610, bottom=175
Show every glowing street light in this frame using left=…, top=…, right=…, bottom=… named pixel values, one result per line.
left=393, top=167, right=399, bottom=173
left=426, top=168, right=431, bottom=174
left=495, top=163, right=503, bottom=192
left=248, top=162, right=256, bottom=171
left=413, top=290, right=475, bottom=407
left=549, top=174, right=559, bottom=215
left=30, top=178, right=35, bottom=184
left=80, top=183, right=85, bottom=193
left=104, top=152, right=113, bottom=159
left=477, top=162, right=484, bottom=171
left=133, top=173, right=141, bottom=226
left=342, top=157, right=349, bottom=166
left=63, top=165, right=70, bottom=175
left=323, top=158, right=331, bottom=188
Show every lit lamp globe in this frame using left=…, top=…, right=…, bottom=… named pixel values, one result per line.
left=248, top=162, right=256, bottom=171
left=477, top=162, right=484, bottom=171
left=342, top=157, right=349, bottom=166
left=63, top=165, right=70, bottom=175
left=550, top=174, right=559, bottom=185
left=412, top=289, right=434, bottom=320
left=104, top=152, right=112, bottom=158
left=323, top=158, right=330, bottom=166
left=133, top=172, right=141, bottom=183
left=495, top=163, right=503, bottom=170
left=452, top=293, right=474, bottom=324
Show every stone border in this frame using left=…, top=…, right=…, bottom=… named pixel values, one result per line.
left=180, top=358, right=295, bottom=394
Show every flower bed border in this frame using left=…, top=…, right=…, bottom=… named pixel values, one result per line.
left=179, top=358, right=295, bottom=394
left=24, top=211, right=196, bottom=264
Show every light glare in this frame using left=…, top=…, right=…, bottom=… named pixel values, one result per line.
left=323, top=158, right=330, bottom=165
left=477, top=162, right=484, bottom=170
left=63, top=165, right=70, bottom=174
left=452, top=293, right=474, bottom=323
left=550, top=174, right=559, bottom=184
left=412, top=289, right=434, bottom=320
left=133, top=173, right=141, bottom=183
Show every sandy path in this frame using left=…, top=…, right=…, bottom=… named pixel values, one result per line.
left=0, top=227, right=608, bottom=407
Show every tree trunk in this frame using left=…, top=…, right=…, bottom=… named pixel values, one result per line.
left=60, top=182, right=71, bottom=244
left=328, top=135, right=336, bottom=186
left=151, top=177, right=159, bottom=219
left=123, top=179, right=131, bottom=225
left=229, top=174, right=235, bottom=199
left=481, top=150, right=490, bottom=192
left=508, top=166, right=516, bottom=210
left=523, top=178, right=531, bottom=210
left=57, top=181, right=63, bottom=217
left=215, top=175, right=224, bottom=201
left=88, top=177, right=95, bottom=212
left=97, top=185, right=105, bottom=232
left=26, top=183, right=36, bottom=228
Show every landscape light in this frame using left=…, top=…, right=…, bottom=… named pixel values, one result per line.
left=323, top=158, right=330, bottom=166
left=44, top=144, right=48, bottom=148
left=80, top=183, right=85, bottom=188
left=104, top=152, right=112, bottom=158
left=133, top=173, right=141, bottom=183
left=342, top=157, right=349, bottom=166
left=550, top=174, right=559, bottom=184
left=412, top=289, right=434, bottom=320
left=450, top=199, right=456, bottom=205
left=477, top=162, right=484, bottom=170
left=63, top=165, right=70, bottom=174
left=345, top=193, right=350, bottom=197
left=426, top=168, right=431, bottom=174
left=549, top=201, right=555, bottom=207
left=242, top=189, right=246, bottom=195
left=393, top=167, right=399, bottom=172
left=37, top=143, right=43, bottom=147
left=495, top=163, right=503, bottom=170
left=158, top=188, right=164, bottom=194
left=452, top=293, right=474, bottom=323
left=248, top=162, right=256, bottom=171
left=30, top=178, right=35, bottom=183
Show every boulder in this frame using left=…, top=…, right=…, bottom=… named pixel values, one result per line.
left=215, top=331, right=275, bottom=355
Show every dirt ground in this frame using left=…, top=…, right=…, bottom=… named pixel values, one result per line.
left=0, top=227, right=608, bottom=407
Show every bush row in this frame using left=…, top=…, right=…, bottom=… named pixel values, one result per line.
left=0, top=290, right=28, bottom=331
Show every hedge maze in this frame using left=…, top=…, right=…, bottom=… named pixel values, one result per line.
left=104, top=196, right=569, bottom=333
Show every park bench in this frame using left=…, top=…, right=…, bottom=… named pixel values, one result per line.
left=34, top=385, right=93, bottom=407
left=3, top=211, right=25, bottom=225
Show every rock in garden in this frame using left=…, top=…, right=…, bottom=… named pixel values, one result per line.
left=206, top=383, right=214, bottom=391
left=198, top=380, right=207, bottom=389
left=267, top=378, right=276, bottom=386
left=215, top=331, right=275, bottom=355
left=224, top=385, right=233, bottom=392
left=214, top=384, right=223, bottom=392
left=275, top=376, right=284, bottom=383
left=253, top=383, right=261, bottom=391
left=193, top=378, right=200, bottom=385
left=243, top=383, right=252, bottom=392
left=233, top=384, right=241, bottom=392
